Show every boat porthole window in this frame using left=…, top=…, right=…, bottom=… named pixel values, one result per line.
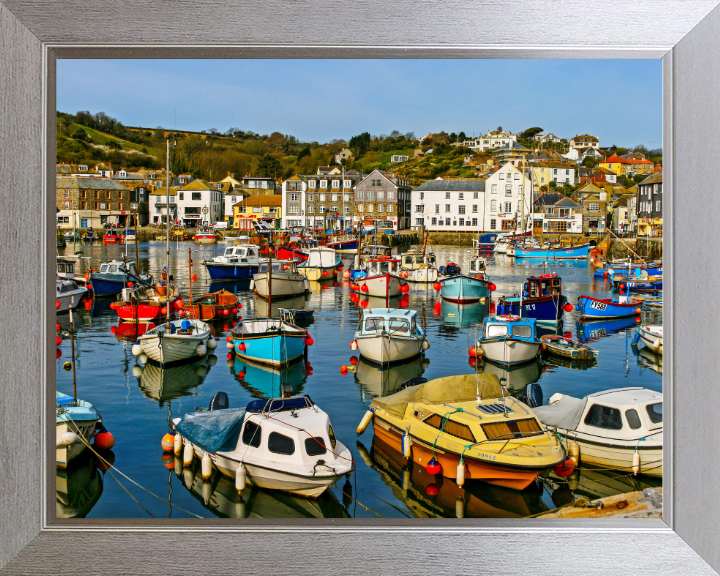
left=646, top=403, right=663, bottom=424
left=268, top=432, right=295, bottom=455
left=241, top=420, right=262, bottom=448
left=305, top=437, right=327, bottom=456
left=584, top=404, right=623, bottom=430
left=328, top=425, right=337, bottom=448
left=625, top=409, right=642, bottom=430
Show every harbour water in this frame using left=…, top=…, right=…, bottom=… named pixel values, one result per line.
left=56, top=240, right=662, bottom=519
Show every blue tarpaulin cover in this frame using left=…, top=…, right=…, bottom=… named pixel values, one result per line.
left=176, top=408, right=246, bottom=454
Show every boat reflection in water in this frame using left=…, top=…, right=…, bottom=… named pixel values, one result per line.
left=134, top=354, right=217, bottom=403
left=207, top=278, right=252, bottom=294
left=56, top=450, right=107, bottom=518
left=542, top=355, right=598, bottom=371
left=113, top=321, right=156, bottom=342
left=357, top=436, right=547, bottom=519
left=177, top=460, right=350, bottom=519
left=632, top=345, right=662, bottom=375
left=540, top=465, right=662, bottom=510
left=354, top=356, right=430, bottom=400
left=231, top=356, right=308, bottom=399
left=253, top=293, right=310, bottom=319
left=439, top=299, right=488, bottom=331
left=479, top=357, right=544, bottom=396
left=575, top=317, right=637, bottom=343
left=355, top=294, right=403, bottom=311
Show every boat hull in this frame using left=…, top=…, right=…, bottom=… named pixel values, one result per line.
left=355, top=274, right=403, bottom=298
left=297, top=264, right=340, bottom=282
left=233, top=332, right=307, bottom=367
left=403, top=267, right=439, bottom=283
left=56, top=418, right=99, bottom=468
left=577, top=296, right=639, bottom=319
left=56, top=288, right=88, bottom=312
left=511, top=244, right=590, bottom=259
left=204, top=262, right=258, bottom=280
left=326, top=239, right=358, bottom=251
left=638, top=325, right=663, bottom=354
left=138, top=322, right=211, bottom=365
left=497, top=295, right=567, bottom=323
left=355, top=333, right=424, bottom=366
left=115, top=298, right=177, bottom=322
left=253, top=273, right=310, bottom=299
left=479, top=338, right=540, bottom=365
left=277, top=247, right=309, bottom=262
left=195, top=235, right=217, bottom=244
left=440, top=275, right=490, bottom=303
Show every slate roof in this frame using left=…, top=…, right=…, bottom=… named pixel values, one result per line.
left=178, top=179, right=214, bottom=191
left=56, top=176, right=127, bottom=190
left=639, top=171, right=663, bottom=186
left=534, top=192, right=565, bottom=206
left=555, top=197, right=580, bottom=208
left=413, top=179, right=486, bottom=192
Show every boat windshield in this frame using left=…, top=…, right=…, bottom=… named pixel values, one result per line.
left=646, top=402, right=662, bottom=424
left=388, top=318, right=410, bottom=333
left=364, top=317, right=384, bottom=332
left=512, top=325, right=533, bottom=338
left=486, top=324, right=508, bottom=337
left=223, top=248, right=233, bottom=256
left=100, top=264, right=108, bottom=273
left=128, top=263, right=137, bottom=275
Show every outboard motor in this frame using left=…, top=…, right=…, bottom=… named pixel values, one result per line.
left=208, top=391, right=230, bottom=411
left=523, top=383, right=543, bottom=408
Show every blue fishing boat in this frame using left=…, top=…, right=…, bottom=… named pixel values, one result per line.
left=438, top=274, right=492, bottom=304
left=230, top=318, right=308, bottom=367
left=508, top=243, right=590, bottom=260
left=474, top=232, right=500, bottom=252
left=576, top=295, right=642, bottom=319
left=477, top=316, right=541, bottom=365
left=575, top=316, right=638, bottom=343
left=90, top=260, right=153, bottom=297
left=496, top=273, right=568, bottom=323
left=232, top=356, right=308, bottom=398
left=203, top=245, right=261, bottom=280
left=326, top=237, right=358, bottom=251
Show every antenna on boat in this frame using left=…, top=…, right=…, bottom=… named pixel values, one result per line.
left=499, top=377, right=509, bottom=418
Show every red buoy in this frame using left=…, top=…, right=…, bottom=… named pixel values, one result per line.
left=322, top=270, right=329, bottom=276
left=563, top=303, right=573, bottom=313
left=227, top=352, right=233, bottom=360
left=635, top=307, right=642, bottom=314
left=192, top=274, right=197, bottom=281
left=360, top=300, right=369, bottom=308
left=56, top=323, right=61, bottom=331
left=553, top=457, right=575, bottom=477
left=109, top=301, right=116, bottom=310
left=110, top=326, right=117, bottom=334
left=127, top=282, right=133, bottom=287
left=433, top=282, right=441, bottom=291
left=96, top=449, right=115, bottom=472
left=426, top=458, right=442, bottom=475
left=238, top=342, right=246, bottom=351
left=161, top=307, right=167, bottom=315
left=488, top=283, right=497, bottom=291
left=232, top=307, right=238, bottom=313
left=223, top=309, right=230, bottom=316
left=56, top=336, right=62, bottom=346
left=468, top=357, right=477, bottom=369
left=636, top=316, right=641, bottom=322
left=305, top=336, right=314, bottom=346
left=350, top=356, right=359, bottom=366
left=468, top=346, right=477, bottom=358
left=161, top=433, right=175, bottom=452
left=619, top=284, right=625, bottom=289
left=56, top=348, right=62, bottom=359
left=56, top=300, right=61, bottom=309
left=340, top=365, right=348, bottom=374
left=361, top=284, right=369, bottom=292
left=563, top=331, right=572, bottom=338
left=426, top=483, right=440, bottom=496
left=399, top=300, right=408, bottom=308
left=94, top=430, right=116, bottom=451
left=175, top=300, right=185, bottom=310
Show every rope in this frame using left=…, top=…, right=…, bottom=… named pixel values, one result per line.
left=264, top=413, right=355, bottom=463
left=330, top=483, right=384, bottom=517
left=431, top=407, right=464, bottom=458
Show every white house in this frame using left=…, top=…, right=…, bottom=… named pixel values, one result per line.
left=390, top=155, right=409, bottom=163
left=483, top=163, right=533, bottom=233
left=173, top=179, right=224, bottom=226
left=534, top=133, right=562, bottom=144
left=533, top=192, right=584, bottom=234
left=456, top=130, right=519, bottom=153
left=569, top=134, right=600, bottom=149
left=564, top=146, right=604, bottom=163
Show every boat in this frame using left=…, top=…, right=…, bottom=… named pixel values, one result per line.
left=437, top=274, right=492, bottom=304
left=56, top=392, right=102, bottom=468
left=102, top=227, right=120, bottom=243
left=354, top=356, right=430, bottom=399
left=56, top=257, right=90, bottom=288
left=56, top=451, right=105, bottom=518
left=90, top=260, right=153, bottom=297
left=135, top=318, right=212, bottom=365
left=203, top=244, right=261, bottom=280
left=135, top=354, right=216, bottom=403
left=540, top=335, right=598, bottom=360
left=576, top=295, right=642, bottom=319
left=326, top=235, right=359, bottom=252
left=173, top=394, right=354, bottom=498
left=474, top=232, right=502, bottom=253
left=399, top=249, right=439, bottom=284
left=575, top=316, right=638, bottom=343
left=354, top=258, right=408, bottom=298
left=231, top=318, right=308, bottom=367
left=348, top=244, right=393, bottom=280
left=353, top=308, right=430, bottom=366
left=232, top=356, right=308, bottom=398
left=477, top=316, right=541, bottom=366
left=63, top=230, right=79, bottom=242
left=194, top=225, right=217, bottom=244
left=496, top=273, right=568, bottom=323
left=276, top=235, right=317, bottom=262
left=493, top=231, right=532, bottom=254
left=357, top=374, right=566, bottom=490
left=172, top=224, right=188, bottom=240
left=186, top=289, right=240, bottom=322
left=278, top=307, right=315, bottom=325
left=122, top=228, right=136, bottom=242
left=113, top=282, right=179, bottom=322
left=56, top=278, right=88, bottom=312
left=635, top=324, right=663, bottom=355
left=508, top=243, right=591, bottom=260
left=296, top=247, right=341, bottom=281
left=252, top=259, right=310, bottom=300
left=82, top=229, right=98, bottom=242
left=533, top=387, right=663, bottom=477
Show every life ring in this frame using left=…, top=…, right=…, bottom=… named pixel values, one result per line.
left=496, top=315, right=521, bottom=322
left=539, top=273, right=557, bottom=278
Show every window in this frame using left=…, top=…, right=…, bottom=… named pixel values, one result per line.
left=431, top=217, right=437, bottom=225
left=491, top=184, right=497, bottom=194
left=106, top=191, right=111, bottom=199
left=318, top=205, right=326, bottom=213
left=505, top=184, right=512, bottom=196
left=655, top=200, right=661, bottom=211
left=332, top=180, right=340, bottom=188
left=472, top=204, right=478, bottom=213
left=626, top=409, right=642, bottom=430
left=357, top=191, right=363, bottom=200
left=487, top=324, right=507, bottom=337
left=415, top=205, right=424, bottom=213
left=420, top=192, right=424, bottom=200
left=504, top=202, right=512, bottom=213
left=584, top=404, right=623, bottom=430
left=216, top=183, right=222, bottom=190
left=366, top=191, right=374, bottom=200
left=445, top=204, right=451, bottom=212
left=481, top=418, right=542, bottom=440
left=589, top=202, right=599, bottom=211
left=179, top=192, right=184, bottom=200
left=512, top=325, right=532, bottom=338
left=514, top=172, right=520, bottom=180
left=386, top=191, right=394, bottom=200
left=445, top=192, right=450, bottom=199
left=368, top=204, right=374, bottom=212
left=357, top=205, right=362, bottom=213
left=253, top=207, right=263, bottom=213
left=305, top=437, right=327, bottom=456
left=344, top=194, right=351, bottom=202
left=377, top=204, right=383, bottom=212
left=100, top=203, right=106, bottom=210
left=81, top=202, right=86, bottom=209
left=499, top=173, right=504, bottom=180
left=307, top=205, right=314, bottom=214
left=319, top=193, right=326, bottom=201
left=371, top=179, right=382, bottom=187
left=81, top=190, right=86, bottom=199
left=64, top=190, right=69, bottom=198
left=288, top=205, right=300, bottom=214
left=118, top=202, right=123, bottom=210
left=308, top=180, right=317, bottom=189
left=423, top=413, right=475, bottom=442
left=242, top=420, right=262, bottom=447
left=445, top=218, right=451, bottom=225
left=320, top=180, right=328, bottom=188
left=458, top=205, right=466, bottom=214
left=63, top=201, right=69, bottom=209
left=490, top=219, right=496, bottom=229
left=377, top=191, right=385, bottom=200
left=490, top=200, right=497, bottom=211
left=473, top=192, right=479, bottom=199
left=459, top=218, right=464, bottom=225
left=192, top=192, right=201, bottom=201
left=268, top=431, right=295, bottom=455
left=344, top=206, right=350, bottom=214
left=435, top=204, right=440, bottom=214
left=458, top=192, right=464, bottom=200
left=344, top=179, right=352, bottom=188
left=472, top=218, right=478, bottom=226
left=95, top=202, right=100, bottom=209
left=289, top=193, right=299, bottom=201
left=646, top=403, right=662, bottom=424
left=330, top=204, right=338, bottom=212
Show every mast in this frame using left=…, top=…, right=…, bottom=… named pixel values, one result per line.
left=165, top=138, right=171, bottom=325
left=188, top=247, right=193, bottom=304
left=267, top=231, right=273, bottom=317
left=134, top=204, right=139, bottom=267
left=520, top=155, right=525, bottom=245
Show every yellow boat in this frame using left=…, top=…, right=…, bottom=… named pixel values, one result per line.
left=357, top=374, right=566, bottom=490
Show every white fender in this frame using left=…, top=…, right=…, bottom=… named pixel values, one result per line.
left=422, top=339, right=430, bottom=351
left=632, top=451, right=640, bottom=475
left=402, top=433, right=412, bottom=459
left=131, top=342, right=142, bottom=356
left=183, top=442, right=194, bottom=466
left=174, top=456, right=183, bottom=476
left=207, top=336, right=217, bottom=350
left=568, top=442, right=580, bottom=467
left=356, top=409, right=374, bottom=436
left=57, top=432, right=79, bottom=447
left=174, top=433, right=183, bottom=456
left=456, top=461, right=466, bottom=487
left=139, top=353, right=148, bottom=364
left=235, top=463, right=247, bottom=493
left=201, top=453, right=212, bottom=480
left=227, top=341, right=235, bottom=349
left=196, top=343, right=207, bottom=357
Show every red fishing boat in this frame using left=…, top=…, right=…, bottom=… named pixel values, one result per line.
left=112, top=283, right=180, bottom=322
left=103, top=227, right=120, bottom=243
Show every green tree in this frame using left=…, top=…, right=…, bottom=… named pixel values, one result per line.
left=349, top=132, right=371, bottom=157
left=582, top=157, right=598, bottom=168
left=520, top=127, right=543, bottom=140
left=72, top=128, right=87, bottom=141
left=257, top=154, right=282, bottom=178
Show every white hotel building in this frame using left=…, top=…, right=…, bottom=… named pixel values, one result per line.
left=411, top=162, right=532, bottom=233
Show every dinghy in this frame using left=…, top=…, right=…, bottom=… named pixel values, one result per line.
left=576, top=295, right=641, bottom=319
left=56, top=392, right=101, bottom=468
left=540, top=335, right=598, bottom=360
left=135, top=319, right=212, bottom=365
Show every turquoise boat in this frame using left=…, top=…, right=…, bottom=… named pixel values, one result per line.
left=230, top=318, right=308, bottom=367
left=56, top=392, right=101, bottom=468
left=438, top=274, right=491, bottom=304
left=232, top=356, right=308, bottom=398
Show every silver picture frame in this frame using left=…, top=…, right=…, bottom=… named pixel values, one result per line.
left=1, top=0, right=719, bottom=573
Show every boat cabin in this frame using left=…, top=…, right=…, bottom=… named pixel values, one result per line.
left=302, top=247, right=337, bottom=268
left=401, top=251, right=436, bottom=270
left=99, top=260, right=139, bottom=277
left=56, top=258, right=79, bottom=280
left=483, top=316, right=538, bottom=341
left=215, top=245, right=260, bottom=264
left=525, top=274, right=562, bottom=298
left=468, top=256, right=487, bottom=274
left=366, top=258, right=401, bottom=277
left=358, top=309, right=419, bottom=336
left=361, top=245, right=392, bottom=258
left=258, top=259, right=298, bottom=274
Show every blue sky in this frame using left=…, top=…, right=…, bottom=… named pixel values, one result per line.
left=57, top=59, right=661, bottom=148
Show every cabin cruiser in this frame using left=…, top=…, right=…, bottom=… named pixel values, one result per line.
left=203, top=244, right=261, bottom=280
left=477, top=316, right=541, bottom=365
left=533, top=387, right=662, bottom=477
left=90, top=260, right=153, bottom=297
left=352, top=308, right=429, bottom=365
left=399, top=249, right=439, bottom=283
left=251, top=260, right=310, bottom=299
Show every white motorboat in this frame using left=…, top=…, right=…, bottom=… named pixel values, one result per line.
left=252, top=260, right=310, bottom=299
left=56, top=278, right=88, bottom=312
left=135, top=318, right=212, bottom=365
left=356, top=258, right=407, bottom=297
left=353, top=308, right=429, bottom=365
left=477, top=316, right=540, bottom=365
left=174, top=394, right=354, bottom=498
left=203, top=244, right=261, bottom=280
left=56, top=392, right=101, bottom=468
left=637, top=325, right=663, bottom=354
left=399, top=249, right=439, bottom=284
left=533, top=387, right=663, bottom=477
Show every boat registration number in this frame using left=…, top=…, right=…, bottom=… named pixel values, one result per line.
left=589, top=301, right=607, bottom=311
left=524, top=304, right=535, bottom=311
left=477, top=452, right=497, bottom=461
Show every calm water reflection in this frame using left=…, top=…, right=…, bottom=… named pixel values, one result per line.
left=56, top=240, right=662, bottom=519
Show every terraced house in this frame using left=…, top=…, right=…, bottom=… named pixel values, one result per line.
left=56, top=176, right=134, bottom=229
left=233, top=195, right=282, bottom=230
left=354, top=169, right=411, bottom=231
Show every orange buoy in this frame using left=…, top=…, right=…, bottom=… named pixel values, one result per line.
left=94, top=430, right=115, bottom=451
left=161, top=433, right=175, bottom=452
